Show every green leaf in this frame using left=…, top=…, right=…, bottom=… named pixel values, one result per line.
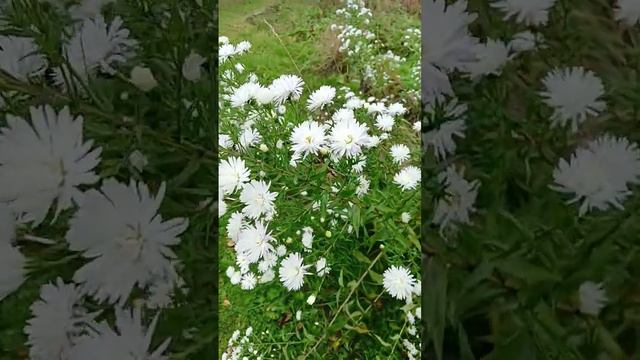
left=496, top=258, right=561, bottom=284
left=368, top=269, right=383, bottom=284
left=424, top=257, right=448, bottom=360
left=353, top=250, right=371, bottom=264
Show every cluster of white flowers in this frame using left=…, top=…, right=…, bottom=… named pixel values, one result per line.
left=221, top=327, right=265, bottom=360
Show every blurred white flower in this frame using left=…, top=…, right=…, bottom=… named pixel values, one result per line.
left=540, top=67, right=606, bottom=131
left=235, top=220, right=275, bottom=264
left=394, top=166, right=421, bottom=191
left=375, top=114, right=395, bottom=132
left=279, top=252, right=310, bottom=291
left=219, top=36, right=229, bottom=44
left=218, top=193, right=226, bottom=218
left=491, top=0, right=556, bottom=26
left=259, top=269, right=275, bottom=283
left=615, top=0, right=640, bottom=25
left=226, top=212, right=244, bottom=243
left=219, top=134, right=233, bottom=149
left=301, top=226, right=313, bottom=250
left=68, top=306, right=171, bottom=360
left=146, top=264, right=185, bottom=309
left=0, top=105, right=102, bottom=225
left=230, top=82, right=260, bottom=108
left=307, top=294, right=316, bottom=305
left=387, top=102, right=406, bottom=116
left=240, top=273, right=257, bottom=290
left=290, top=120, right=327, bottom=159
left=356, top=175, right=370, bottom=198
left=269, top=75, right=304, bottom=105
left=316, top=257, right=330, bottom=276
left=509, top=31, right=544, bottom=53
left=219, top=157, right=251, bottom=195
left=130, top=66, right=158, bottom=91
left=182, top=51, right=207, bottom=81
left=465, top=39, right=511, bottom=79
left=235, top=41, right=252, bottom=54
left=0, top=36, right=47, bottom=81
left=0, top=205, right=24, bottom=301
left=390, top=144, right=411, bottom=164
left=238, top=127, right=261, bottom=150
left=579, top=281, right=607, bottom=316
left=25, top=278, right=96, bottom=360
left=219, top=44, right=235, bottom=63
left=401, top=212, right=411, bottom=223
left=552, top=135, right=640, bottom=215
left=128, top=150, right=148, bottom=172
left=424, top=119, right=466, bottom=160
left=382, top=266, right=416, bottom=301
left=240, top=180, right=277, bottom=219
left=433, top=166, right=479, bottom=230
left=329, top=117, right=370, bottom=158
left=66, top=179, right=188, bottom=305
left=307, top=85, right=336, bottom=111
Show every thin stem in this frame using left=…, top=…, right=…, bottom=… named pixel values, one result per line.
left=263, top=19, right=302, bottom=75
left=302, top=247, right=385, bottom=359
left=387, top=317, right=409, bottom=359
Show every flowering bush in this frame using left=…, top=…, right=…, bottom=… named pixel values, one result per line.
left=422, top=0, right=640, bottom=358
left=218, top=1, right=421, bottom=358
left=0, top=0, right=214, bottom=358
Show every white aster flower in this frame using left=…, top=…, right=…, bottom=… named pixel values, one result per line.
left=230, top=270, right=242, bottom=285
left=465, top=39, right=511, bottom=79
left=235, top=220, right=275, bottom=264
left=551, top=135, right=640, bottom=215
left=240, top=180, right=277, bottom=219
left=219, top=134, right=233, bottom=149
left=182, top=51, right=207, bottom=82
left=401, top=212, right=411, bottom=223
left=307, top=294, right=316, bottom=305
left=329, top=117, right=370, bottom=158
left=491, top=0, right=556, bottom=26
left=25, top=278, right=96, bottom=360
left=540, top=67, right=606, bottom=131
left=509, top=31, right=544, bottom=53
left=276, top=244, right=287, bottom=257
left=382, top=266, right=417, bottom=301
left=68, top=306, right=171, bottom=360
left=270, top=75, right=304, bottom=105
left=226, top=212, right=244, bottom=243
left=145, top=264, right=185, bottom=309
left=578, top=281, right=607, bottom=316
left=375, top=114, right=395, bottom=132
left=128, top=150, right=148, bottom=172
left=240, top=273, right=257, bottom=290
left=387, top=102, right=406, bottom=116
left=238, top=127, right=261, bottom=150
left=356, top=175, right=370, bottom=198
left=279, top=252, right=310, bottom=291
left=316, top=257, right=330, bottom=276
left=254, top=85, right=275, bottom=104
left=230, top=82, right=260, bottom=108
left=0, top=105, right=102, bottom=225
left=290, top=121, right=327, bottom=159
left=219, top=157, right=251, bottom=195
left=307, top=86, right=336, bottom=111
left=615, top=0, right=640, bottom=25
left=301, top=226, right=313, bottom=250
left=390, top=144, right=411, bottom=164
left=66, top=180, right=188, bottom=305
left=424, top=119, right=466, bottom=160
left=394, top=166, right=421, bottom=191
left=0, top=35, right=47, bottom=81
left=433, top=166, right=480, bottom=230
left=219, top=44, right=235, bottom=63
left=235, top=41, right=251, bottom=54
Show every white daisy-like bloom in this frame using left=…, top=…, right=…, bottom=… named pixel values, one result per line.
left=219, top=157, right=251, bottom=195
left=68, top=306, right=171, bottom=360
left=269, top=74, right=304, bottom=105
left=465, top=39, right=511, bottom=79
left=366, top=135, right=381, bottom=148
left=316, top=257, right=331, bottom=276
left=424, top=119, right=466, bottom=160
left=301, top=226, right=313, bottom=250
left=226, top=266, right=237, bottom=279
left=226, top=212, right=244, bottom=243
left=390, top=144, right=411, bottom=164
left=278, top=252, right=310, bottom=291
left=230, top=82, right=260, bottom=108
left=182, top=51, right=206, bottom=82
left=401, top=212, right=411, bottom=223
left=0, top=36, right=47, bottom=81
left=229, top=270, right=242, bottom=285
left=0, top=205, right=25, bottom=301
left=356, top=175, right=370, bottom=198
left=329, top=117, right=370, bottom=158
left=365, top=102, right=386, bottom=115
left=290, top=120, right=327, bottom=159
left=145, top=263, right=185, bottom=309
left=259, top=269, right=275, bottom=283
left=254, top=85, right=275, bottom=104
left=307, top=294, right=317, bottom=305
left=551, top=135, right=640, bottom=215
left=307, top=85, right=336, bottom=111
left=219, top=134, right=233, bottom=149
left=394, top=166, right=421, bottom=191
left=491, top=0, right=556, bottom=26
left=413, top=121, right=421, bottom=132
left=219, top=36, right=229, bottom=44
left=276, top=244, right=287, bottom=257
left=238, top=127, right=261, bottom=151
left=60, top=15, right=136, bottom=83
left=66, top=179, right=189, bottom=305
left=382, top=266, right=417, bottom=301
left=352, top=158, right=366, bottom=173
left=578, top=281, right=608, bottom=316
left=25, top=278, right=96, bottom=360
left=0, top=105, right=102, bottom=225
left=332, top=107, right=356, bottom=123
left=423, top=0, right=478, bottom=101
left=218, top=193, right=227, bottom=218
left=219, top=43, right=236, bottom=63
left=239, top=180, right=277, bottom=219
left=235, top=41, right=252, bottom=54
left=615, top=0, right=640, bottom=25
left=509, top=31, right=544, bottom=53
left=539, top=67, right=606, bottom=131
left=240, top=273, right=257, bottom=290
left=387, top=102, right=406, bottom=116
left=433, top=166, right=480, bottom=230
left=235, top=220, right=275, bottom=264
left=375, top=114, right=395, bottom=132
